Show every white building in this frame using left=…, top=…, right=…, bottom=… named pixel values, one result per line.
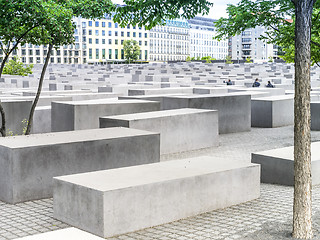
left=188, top=17, right=228, bottom=60
left=229, top=26, right=278, bottom=61
left=149, top=19, right=190, bottom=62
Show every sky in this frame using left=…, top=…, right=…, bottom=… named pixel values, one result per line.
left=112, top=0, right=241, bottom=20
left=205, top=0, right=240, bottom=19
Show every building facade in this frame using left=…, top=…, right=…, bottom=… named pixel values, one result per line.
left=188, top=16, right=228, bottom=60
left=229, top=26, right=277, bottom=61
left=149, top=19, right=190, bottom=62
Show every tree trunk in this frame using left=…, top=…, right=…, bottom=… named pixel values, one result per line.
left=25, top=44, right=53, bottom=135
left=293, top=0, right=316, bottom=239
left=0, top=53, right=11, bottom=137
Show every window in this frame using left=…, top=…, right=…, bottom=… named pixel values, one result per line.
left=64, top=57, right=67, bottom=63
left=95, top=21, right=99, bottom=27
left=102, top=30, right=105, bottom=36
left=29, top=57, right=33, bottom=63
left=145, top=50, right=148, bottom=60
left=102, top=39, right=105, bottom=44
left=96, top=49, right=99, bottom=59
left=57, top=57, right=61, bottom=63
left=139, top=41, right=142, bottom=46
left=127, top=25, right=130, bottom=29
left=121, top=40, right=124, bottom=44
left=102, top=49, right=106, bottom=59
left=50, top=57, right=54, bottom=63
left=133, top=32, right=136, bottom=37
left=82, top=29, right=86, bottom=35
left=89, top=30, right=92, bottom=35
left=115, top=49, right=118, bottom=59
left=82, top=22, right=86, bottom=27
left=108, top=49, right=112, bottom=59
left=36, top=50, right=40, bottom=55
left=95, top=39, right=99, bottom=44
left=115, top=39, right=118, bottom=45
left=82, top=36, right=86, bottom=42
left=43, top=50, right=47, bottom=55
left=68, top=50, right=73, bottom=56
left=108, top=39, right=112, bottom=44
left=22, top=57, right=26, bottom=63
left=89, top=48, right=92, bottom=59
left=115, top=23, right=118, bottom=28
left=108, top=22, right=112, bottom=28
left=21, top=49, right=26, bottom=55
left=121, top=49, right=124, bottom=59
left=83, top=50, right=87, bottom=56
left=145, top=41, right=147, bottom=46
left=64, top=50, right=67, bottom=56
left=145, top=33, right=147, bottom=38
left=74, top=29, right=78, bottom=35
left=89, top=38, right=92, bottom=44
left=121, top=31, right=124, bottom=37
left=29, top=49, right=33, bottom=55
left=115, top=31, right=118, bottom=36
left=56, top=50, right=61, bottom=56
left=75, top=36, right=79, bottom=42
left=88, top=21, right=92, bottom=27
left=108, top=31, right=112, bottom=36
left=127, top=32, right=130, bottom=37
left=95, top=30, right=99, bottom=36
left=139, top=33, right=142, bottom=38
left=102, top=22, right=105, bottom=27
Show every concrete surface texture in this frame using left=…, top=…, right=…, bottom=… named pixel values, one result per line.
left=0, top=127, right=160, bottom=203
left=100, top=108, right=219, bottom=154
left=252, top=142, right=320, bottom=186
left=51, top=99, right=160, bottom=132
left=251, top=95, right=294, bottom=128
left=16, top=228, right=104, bottom=240
left=53, top=157, right=260, bottom=238
left=162, top=94, right=251, bottom=134
left=311, top=101, right=320, bottom=131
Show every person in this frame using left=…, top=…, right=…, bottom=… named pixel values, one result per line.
left=266, top=81, right=274, bottom=88
left=226, top=79, right=233, bottom=85
left=252, top=78, right=260, bottom=87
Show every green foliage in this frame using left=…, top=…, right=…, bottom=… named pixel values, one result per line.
left=196, top=56, right=201, bottom=61
left=3, top=57, right=33, bottom=76
left=225, top=55, right=233, bottom=64
left=191, top=57, right=195, bottom=60
left=123, top=40, right=140, bottom=63
left=113, top=0, right=212, bottom=30
left=268, top=56, right=273, bottom=62
left=6, top=118, right=28, bottom=136
left=186, top=56, right=191, bottom=62
left=214, top=0, right=320, bottom=64
left=245, top=57, right=252, bottom=63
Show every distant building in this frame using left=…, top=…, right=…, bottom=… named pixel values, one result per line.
left=229, top=26, right=278, bottom=61
left=149, top=19, right=190, bottom=62
left=188, top=16, right=228, bottom=60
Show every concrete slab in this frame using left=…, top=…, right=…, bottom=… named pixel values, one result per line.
left=0, top=127, right=160, bottom=203
left=252, top=142, right=320, bottom=185
left=54, top=157, right=260, bottom=238
left=100, top=108, right=219, bottom=154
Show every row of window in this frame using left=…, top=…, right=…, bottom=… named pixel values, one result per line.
left=86, top=38, right=148, bottom=46
left=150, top=33, right=188, bottom=40
left=81, top=30, right=147, bottom=38
left=83, top=21, right=144, bottom=31
left=87, top=48, right=148, bottom=61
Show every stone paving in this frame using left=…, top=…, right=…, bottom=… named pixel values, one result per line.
left=1, top=126, right=320, bottom=240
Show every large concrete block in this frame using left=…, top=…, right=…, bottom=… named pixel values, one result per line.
left=100, top=108, right=219, bottom=154
left=31, top=106, right=51, bottom=134
left=51, top=99, right=160, bottom=132
left=0, top=127, right=160, bottom=203
left=251, top=96, right=293, bottom=128
left=1, top=100, right=32, bottom=135
left=252, top=142, right=320, bottom=186
left=54, top=157, right=260, bottom=238
left=311, top=102, right=320, bottom=130
left=162, top=94, right=251, bottom=134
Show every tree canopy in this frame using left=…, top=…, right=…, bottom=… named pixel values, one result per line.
left=214, top=0, right=320, bottom=65
left=123, top=40, right=140, bottom=63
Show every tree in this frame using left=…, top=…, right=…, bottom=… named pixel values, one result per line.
left=123, top=40, right=140, bottom=63
left=214, top=0, right=318, bottom=238
left=3, top=57, right=33, bottom=76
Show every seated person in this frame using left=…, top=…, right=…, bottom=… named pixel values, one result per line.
left=252, top=78, right=260, bottom=87
left=266, top=81, right=274, bottom=88
left=226, top=79, right=233, bottom=85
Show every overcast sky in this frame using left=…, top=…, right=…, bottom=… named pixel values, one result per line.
left=112, top=0, right=241, bottom=20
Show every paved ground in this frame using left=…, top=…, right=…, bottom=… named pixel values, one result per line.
left=1, top=126, right=320, bottom=240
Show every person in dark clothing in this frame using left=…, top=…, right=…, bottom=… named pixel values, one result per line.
left=266, top=81, right=274, bottom=88
left=252, top=78, right=260, bottom=87
left=226, top=79, right=233, bottom=85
